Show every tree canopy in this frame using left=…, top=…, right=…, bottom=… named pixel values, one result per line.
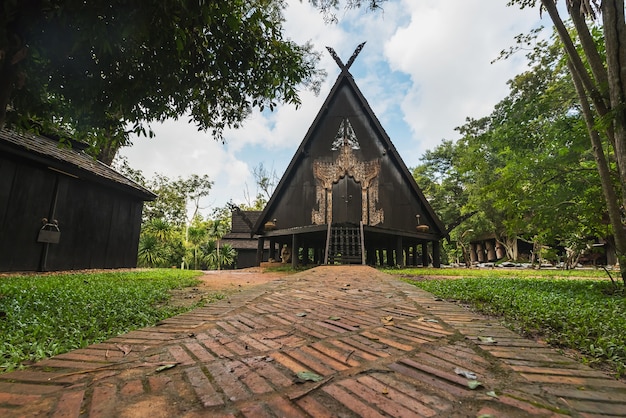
left=414, top=25, right=609, bottom=267
left=1, top=0, right=328, bottom=162
left=503, top=0, right=626, bottom=282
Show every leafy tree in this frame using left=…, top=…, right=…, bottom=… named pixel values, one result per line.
left=242, top=162, right=279, bottom=210
left=509, top=0, right=626, bottom=282
left=207, top=219, right=229, bottom=271
left=137, top=234, right=164, bottom=267
left=202, top=241, right=236, bottom=270
left=187, top=218, right=208, bottom=270
left=416, top=29, right=608, bottom=266
left=1, top=1, right=386, bottom=164
left=0, top=0, right=327, bottom=163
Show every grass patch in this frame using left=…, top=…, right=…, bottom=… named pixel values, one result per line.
left=405, top=275, right=626, bottom=378
left=384, top=266, right=610, bottom=279
left=0, top=269, right=204, bottom=373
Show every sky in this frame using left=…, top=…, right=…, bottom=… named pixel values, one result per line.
left=119, top=0, right=550, bottom=217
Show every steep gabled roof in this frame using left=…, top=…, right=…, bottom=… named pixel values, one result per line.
left=0, top=128, right=155, bottom=200
left=252, top=56, right=445, bottom=236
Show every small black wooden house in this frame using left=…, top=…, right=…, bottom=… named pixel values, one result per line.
left=252, top=45, right=445, bottom=267
left=221, top=208, right=269, bottom=268
left=0, top=129, right=155, bottom=272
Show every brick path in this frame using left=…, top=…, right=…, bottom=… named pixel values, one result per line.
left=1, top=266, right=625, bottom=417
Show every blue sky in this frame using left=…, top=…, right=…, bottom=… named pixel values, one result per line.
left=119, top=0, right=551, bottom=217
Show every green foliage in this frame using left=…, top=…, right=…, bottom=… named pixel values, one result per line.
left=1, top=0, right=326, bottom=159
left=413, top=30, right=609, bottom=264
left=385, top=266, right=609, bottom=279
left=0, top=269, right=204, bottom=373
left=407, top=276, right=626, bottom=377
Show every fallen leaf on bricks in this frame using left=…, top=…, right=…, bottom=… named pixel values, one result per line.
left=454, top=367, right=477, bottom=380
left=467, top=380, right=483, bottom=390
left=155, top=364, right=178, bottom=373
left=380, top=316, right=394, bottom=326
left=295, top=371, right=324, bottom=383
left=115, top=344, right=132, bottom=356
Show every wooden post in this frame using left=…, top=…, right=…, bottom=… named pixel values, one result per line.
left=470, top=243, right=478, bottom=263
left=291, top=234, right=299, bottom=269
left=387, top=246, right=395, bottom=266
left=269, top=239, right=276, bottom=261
left=485, top=240, right=497, bottom=261
left=421, top=242, right=429, bottom=267
left=396, top=237, right=404, bottom=267
left=256, top=237, right=265, bottom=266
left=432, top=240, right=441, bottom=268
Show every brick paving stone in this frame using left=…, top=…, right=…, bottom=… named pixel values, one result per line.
left=337, top=377, right=425, bottom=417
left=322, top=383, right=387, bottom=418
left=2, top=265, right=626, bottom=417
left=184, top=366, right=223, bottom=408
left=167, top=345, right=196, bottom=365
left=51, top=390, right=84, bottom=418
left=295, top=395, right=336, bottom=417
left=88, top=382, right=117, bottom=418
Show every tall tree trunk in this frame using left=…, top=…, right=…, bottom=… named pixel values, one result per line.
left=541, top=0, right=626, bottom=284
left=568, top=58, right=626, bottom=284
left=602, top=0, right=626, bottom=210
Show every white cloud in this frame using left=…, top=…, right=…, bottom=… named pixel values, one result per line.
left=120, top=0, right=547, bottom=216
left=385, top=0, right=544, bottom=151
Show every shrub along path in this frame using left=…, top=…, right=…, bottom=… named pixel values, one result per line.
left=0, top=266, right=625, bottom=417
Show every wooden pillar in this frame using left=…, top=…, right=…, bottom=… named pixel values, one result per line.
left=256, top=237, right=265, bottom=266
left=269, top=239, right=276, bottom=261
left=413, top=245, right=419, bottom=266
left=396, top=237, right=404, bottom=268
left=421, top=242, right=429, bottom=267
left=386, top=247, right=395, bottom=266
left=302, top=244, right=309, bottom=265
left=495, top=242, right=506, bottom=259
left=377, top=249, right=384, bottom=266
left=470, top=243, right=478, bottom=263
left=291, top=234, right=299, bottom=269
left=485, top=240, right=496, bottom=261
left=476, top=242, right=485, bottom=262
left=366, top=248, right=375, bottom=265
left=432, top=240, right=441, bottom=268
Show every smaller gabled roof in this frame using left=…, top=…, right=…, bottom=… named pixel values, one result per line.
left=0, top=128, right=155, bottom=200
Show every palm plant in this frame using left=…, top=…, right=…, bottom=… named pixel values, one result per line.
left=137, top=234, right=164, bottom=267
left=207, top=219, right=229, bottom=270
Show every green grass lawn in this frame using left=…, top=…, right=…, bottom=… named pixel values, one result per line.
left=0, top=269, right=209, bottom=373
left=392, top=268, right=626, bottom=378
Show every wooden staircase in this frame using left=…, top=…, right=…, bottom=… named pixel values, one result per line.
left=325, top=223, right=365, bottom=265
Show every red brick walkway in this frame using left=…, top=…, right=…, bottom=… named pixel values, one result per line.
left=1, top=266, right=625, bottom=417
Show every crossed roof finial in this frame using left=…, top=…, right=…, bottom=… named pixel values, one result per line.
left=326, top=42, right=367, bottom=72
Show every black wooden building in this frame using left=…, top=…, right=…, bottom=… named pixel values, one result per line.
left=0, top=129, right=155, bottom=272
left=252, top=45, right=445, bottom=267
left=221, top=209, right=269, bottom=268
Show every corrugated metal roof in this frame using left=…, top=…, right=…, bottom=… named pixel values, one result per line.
left=0, top=129, right=156, bottom=200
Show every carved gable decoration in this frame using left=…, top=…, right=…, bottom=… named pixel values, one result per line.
left=312, top=118, right=383, bottom=226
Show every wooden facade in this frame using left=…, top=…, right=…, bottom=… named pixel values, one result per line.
left=221, top=209, right=269, bottom=268
left=0, top=129, right=155, bottom=272
left=252, top=46, right=445, bottom=267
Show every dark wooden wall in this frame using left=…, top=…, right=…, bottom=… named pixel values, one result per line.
left=263, top=83, right=435, bottom=233
left=0, top=154, right=144, bottom=272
